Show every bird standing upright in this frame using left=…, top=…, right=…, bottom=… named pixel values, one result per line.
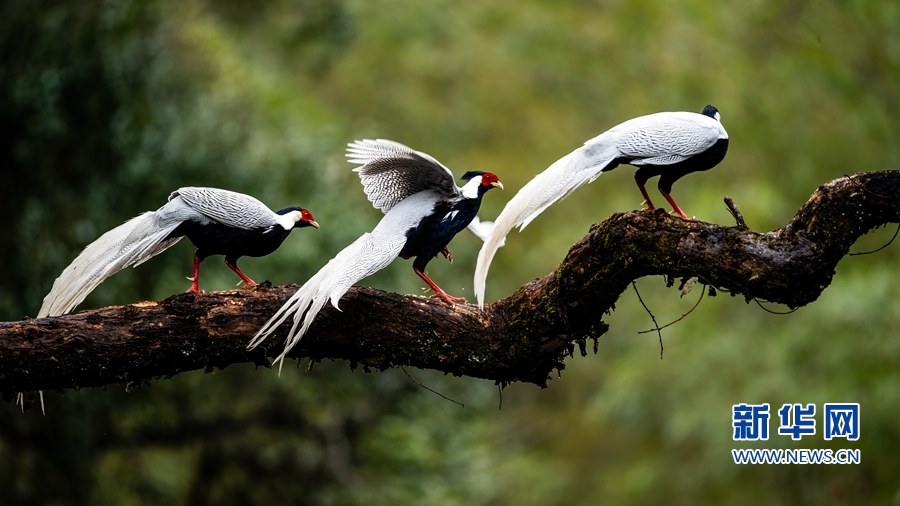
left=38, top=187, right=319, bottom=318
left=248, top=139, right=503, bottom=368
left=474, top=105, right=728, bottom=307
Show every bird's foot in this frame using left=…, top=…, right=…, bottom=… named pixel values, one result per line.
left=660, top=191, right=690, bottom=220
left=225, top=260, right=257, bottom=287
left=440, top=247, right=453, bottom=263
left=431, top=292, right=467, bottom=304
left=415, top=267, right=464, bottom=304
left=235, top=279, right=259, bottom=288
left=185, top=276, right=202, bottom=293
left=665, top=208, right=690, bottom=220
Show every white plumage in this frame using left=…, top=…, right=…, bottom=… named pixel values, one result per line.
left=249, top=139, right=503, bottom=370
left=465, top=216, right=503, bottom=246
left=473, top=106, right=728, bottom=308
left=348, top=139, right=502, bottom=244
left=348, top=139, right=460, bottom=212
left=174, top=187, right=282, bottom=231
left=39, top=187, right=312, bottom=318
left=247, top=193, right=430, bottom=371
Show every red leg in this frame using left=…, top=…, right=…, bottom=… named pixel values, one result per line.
left=186, top=254, right=201, bottom=293
left=660, top=190, right=690, bottom=220
left=440, top=246, right=453, bottom=263
left=225, top=259, right=257, bottom=287
left=414, top=267, right=466, bottom=304
left=634, top=174, right=656, bottom=210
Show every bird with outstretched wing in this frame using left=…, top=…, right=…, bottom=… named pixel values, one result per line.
left=249, top=139, right=503, bottom=370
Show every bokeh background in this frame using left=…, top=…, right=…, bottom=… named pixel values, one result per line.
left=2, top=0, right=899, bottom=504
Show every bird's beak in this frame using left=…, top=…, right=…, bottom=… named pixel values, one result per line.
left=309, top=220, right=320, bottom=229
left=491, top=181, right=504, bottom=190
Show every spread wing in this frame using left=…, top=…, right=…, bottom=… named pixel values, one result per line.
left=171, top=187, right=277, bottom=230
left=347, top=139, right=460, bottom=213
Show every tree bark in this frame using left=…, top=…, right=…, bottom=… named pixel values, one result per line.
left=1, top=171, right=898, bottom=395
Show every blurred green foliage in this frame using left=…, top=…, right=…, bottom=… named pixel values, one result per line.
left=1, top=0, right=899, bottom=504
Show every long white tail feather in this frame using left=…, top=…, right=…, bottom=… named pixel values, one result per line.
left=249, top=231, right=407, bottom=372
left=473, top=140, right=620, bottom=308
left=249, top=191, right=432, bottom=371
left=132, top=236, right=182, bottom=267
left=38, top=212, right=183, bottom=318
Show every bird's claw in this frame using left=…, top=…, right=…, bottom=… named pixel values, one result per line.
left=186, top=276, right=203, bottom=294
left=431, top=293, right=466, bottom=304
left=640, top=200, right=656, bottom=211
left=440, top=247, right=453, bottom=263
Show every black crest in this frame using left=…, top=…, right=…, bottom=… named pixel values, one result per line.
left=275, top=206, right=303, bottom=215
left=461, top=171, right=485, bottom=181
left=701, top=104, right=719, bottom=119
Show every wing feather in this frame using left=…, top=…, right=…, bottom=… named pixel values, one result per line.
left=614, top=114, right=722, bottom=160
left=172, top=187, right=277, bottom=230
left=348, top=139, right=459, bottom=213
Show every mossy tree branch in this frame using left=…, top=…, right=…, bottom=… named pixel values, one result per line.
left=1, top=171, right=898, bottom=396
